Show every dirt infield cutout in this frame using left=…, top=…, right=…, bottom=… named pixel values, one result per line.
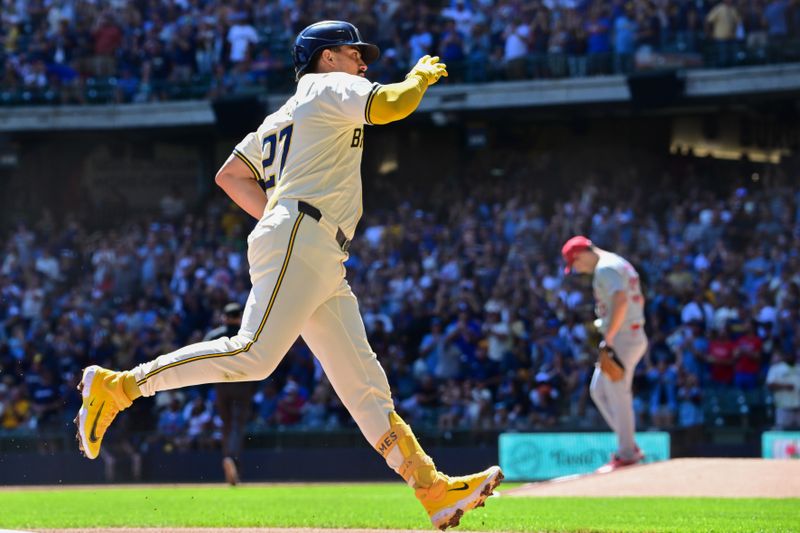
left=504, top=458, right=800, bottom=498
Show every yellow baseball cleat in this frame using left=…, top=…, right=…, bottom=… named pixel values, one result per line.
left=74, top=365, right=132, bottom=459
left=415, top=465, right=504, bottom=530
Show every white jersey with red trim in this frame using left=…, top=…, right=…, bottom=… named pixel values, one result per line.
left=232, top=71, right=379, bottom=239
left=592, top=250, right=645, bottom=334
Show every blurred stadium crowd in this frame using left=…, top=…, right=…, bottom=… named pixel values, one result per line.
left=2, top=0, right=800, bottom=104
left=1, top=151, right=799, bottom=453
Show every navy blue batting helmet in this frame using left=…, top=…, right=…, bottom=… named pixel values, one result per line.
left=293, top=20, right=380, bottom=80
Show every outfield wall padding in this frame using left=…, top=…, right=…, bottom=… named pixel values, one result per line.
left=0, top=446, right=499, bottom=485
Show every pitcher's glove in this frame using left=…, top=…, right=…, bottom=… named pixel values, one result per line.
left=598, top=341, right=625, bottom=382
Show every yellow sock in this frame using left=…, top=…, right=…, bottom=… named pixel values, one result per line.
left=122, top=372, right=142, bottom=401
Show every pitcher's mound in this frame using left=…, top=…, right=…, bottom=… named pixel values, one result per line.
left=503, top=458, right=800, bottom=498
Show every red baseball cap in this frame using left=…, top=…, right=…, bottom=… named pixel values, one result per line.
left=561, top=235, right=593, bottom=274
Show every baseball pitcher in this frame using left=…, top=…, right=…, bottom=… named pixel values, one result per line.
left=562, top=235, right=648, bottom=472
left=75, top=20, right=502, bottom=530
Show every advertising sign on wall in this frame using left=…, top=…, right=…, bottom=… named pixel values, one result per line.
left=762, top=432, right=800, bottom=459
left=499, top=432, right=671, bottom=481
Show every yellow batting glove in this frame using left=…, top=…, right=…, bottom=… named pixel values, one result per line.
left=406, top=55, right=448, bottom=86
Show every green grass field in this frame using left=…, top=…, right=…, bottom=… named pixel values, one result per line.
left=1, top=484, right=797, bottom=532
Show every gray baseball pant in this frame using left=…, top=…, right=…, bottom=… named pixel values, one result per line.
left=590, top=328, right=648, bottom=461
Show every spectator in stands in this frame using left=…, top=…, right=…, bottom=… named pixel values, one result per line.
left=253, top=380, right=279, bottom=427
left=421, top=317, right=459, bottom=380
left=207, top=62, right=234, bottom=100
left=528, top=10, right=551, bottom=77
left=670, top=369, right=700, bottom=443
left=141, top=38, right=172, bottom=101
left=706, top=0, right=742, bottom=66
left=169, top=23, right=198, bottom=83
left=528, top=372, right=559, bottom=428
left=466, top=22, right=492, bottom=81
left=301, top=383, right=337, bottom=429
left=250, top=48, right=284, bottom=86
left=681, top=291, right=715, bottom=329
left=227, top=14, right=258, bottom=66
left=671, top=0, right=699, bottom=53
left=547, top=17, right=569, bottom=77
left=764, top=0, right=790, bottom=46
left=585, top=4, right=612, bottom=74
left=733, top=320, right=763, bottom=389
left=1, top=382, right=30, bottom=430
left=706, top=326, right=736, bottom=386
left=439, top=19, right=466, bottom=80
left=465, top=382, right=494, bottom=430
left=29, top=365, right=61, bottom=437
left=408, top=20, right=433, bottom=69
left=154, top=396, right=189, bottom=452
left=636, top=2, right=663, bottom=56
left=766, top=349, right=800, bottom=429
left=204, top=302, right=254, bottom=485
left=274, top=381, right=305, bottom=427
left=438, top=378, right=466, bottom=433
left=442, top=0, right=475, bottom=39
left=675, top=322, right=709, bottom=378
left=504, top=17, right=530, bottom=79
left=91, top=12, right=122, bottom=77
left=195, top=17, right=223, bottom=76
left=183, top=395, right=215, bottom=450
left=743, top=0, right=768, bottom=57
left=465, top=342, right=502, bottom=390
left=647, top=359, right=678, bottom=429
left=613, top=3, right=637, bottom=74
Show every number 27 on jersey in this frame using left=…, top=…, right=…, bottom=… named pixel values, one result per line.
left=262, top=124, right=293, bottom=190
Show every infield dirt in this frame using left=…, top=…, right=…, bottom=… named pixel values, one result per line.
left=504, top=458, right=800, bottom=498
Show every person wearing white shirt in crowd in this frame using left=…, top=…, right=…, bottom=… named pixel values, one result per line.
left=484, top=301, right=511, bottom=363
left=35, top=249, right=60, bottom=282
left=442, top=0, right=476, bottom=38
left=227, top=15, right=259, bottom=64
left=681, top=293, right=714, bottom=327
left=503, top=19, right=530, bottom=78
left=766, top=350, right=800, bottom=429
left=712, top=292, right=740, bottom=332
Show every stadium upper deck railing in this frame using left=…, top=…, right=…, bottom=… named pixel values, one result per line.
left=1, top=37, right=799, bottom=106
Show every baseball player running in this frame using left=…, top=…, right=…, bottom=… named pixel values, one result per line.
left=562, top=236, right=648, bottom=472
left=75, top=21, right=502, bottom=530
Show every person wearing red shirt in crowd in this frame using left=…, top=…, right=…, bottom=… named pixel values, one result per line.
left=733, top=320, right=763, bottom=389
left=706, top=328, right=736, bottom=386
left=274, top=381, right=306, bottom=426
left=92, top=12, right=123, bottom=76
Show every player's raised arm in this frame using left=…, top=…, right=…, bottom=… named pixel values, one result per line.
left=368, top=55, right=448, bottom=125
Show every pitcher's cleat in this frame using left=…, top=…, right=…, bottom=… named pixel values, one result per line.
left=415, top=465, right=504, bottom=530
left=596, top=453, right=641, bottom=474
left=74, top=365, right=132, bottom=459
